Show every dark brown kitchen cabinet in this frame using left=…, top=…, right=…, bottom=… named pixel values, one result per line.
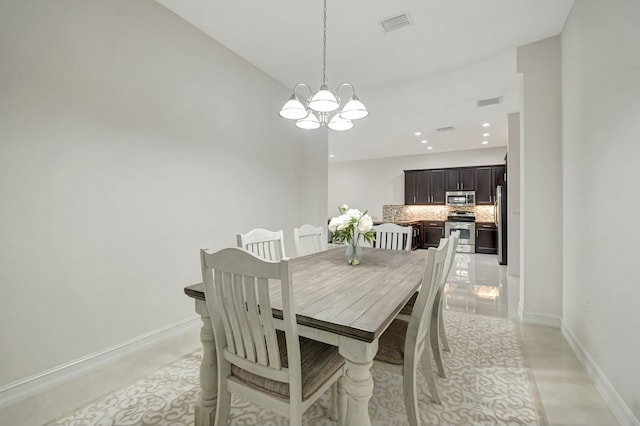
left=404, top=170, right=446, bottom=205
left=445, top=168, right=475, bottom=191
left=430, top=170, right=446, bottom=204
left=494, top=165, right=506, bottom=188
left=421, top=221, right=445, bottom=248
left=476, top=165, right=506, bottom=205
left=475, top=167, right=493, bottom=205
left=404, top=171, right=419, bottom=205
left=475, top=222, right=497, bottom=254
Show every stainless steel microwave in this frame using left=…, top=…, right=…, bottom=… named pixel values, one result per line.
left=445, top=191, right=476, bottom=206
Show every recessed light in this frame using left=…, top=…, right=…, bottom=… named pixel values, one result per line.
left=482, top=141, right=489, bottom=145
left=414, top=131, right=422, bottom=136
left=329, top=154, right=335, bottom=158
left=482, top=122, right=491, bottom=127
left=483, top=133, right=490, bottom=137
left=427, top=146, right=433, bottom=150
left=421, top=140, right=428, bottom=144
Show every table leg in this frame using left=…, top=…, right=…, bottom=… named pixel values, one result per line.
left=338, top=337, right=378, bottom=426
left=194, top=299, right=217, bottom=426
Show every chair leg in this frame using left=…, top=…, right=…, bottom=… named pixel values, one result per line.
left=336, top=375, right=347, bottom=426
left=290, top=404, right=303, bottom=425
left=402, top=353, right=420, bottom=426
left=330, top=382, right=338, bottom=421
left=438, top=289, right=450, bottom=352
left=420, top=345, right=441, bottom=405
left=214, top=380, right=231, bottom=426
left=430, top=293, right=446, bottom=378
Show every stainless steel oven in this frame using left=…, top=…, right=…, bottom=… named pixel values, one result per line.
left=445, top=221, right=476, bottom=252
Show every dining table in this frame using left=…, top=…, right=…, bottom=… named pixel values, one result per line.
left=184, top=246, right=427, bottom=426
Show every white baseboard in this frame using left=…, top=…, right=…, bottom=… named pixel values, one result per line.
left=0, top=316, right=201, bottom=411
left=521, top=310, right=561, bottom=328
left=562, top=324, right=640, bottom=426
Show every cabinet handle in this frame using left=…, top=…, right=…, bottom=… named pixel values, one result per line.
left=476, top=230, right=479, bottom=237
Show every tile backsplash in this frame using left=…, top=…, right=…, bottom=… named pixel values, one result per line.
left=382, top=204, right=495, bottom=223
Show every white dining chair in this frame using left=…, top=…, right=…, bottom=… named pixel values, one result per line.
left=236, top=228, right=287, bottom=261
left=200, top=247, right=345, bottom=425
left=372, top=223, right=412, bottom=251
left=373, top=238, right=450, bottom=426
left=429, top=231, right=459, bottom=378
left=396, top=232, right=459, bottom=378
left=293, top=224, right=327, bottom=257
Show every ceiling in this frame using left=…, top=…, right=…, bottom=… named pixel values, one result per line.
left=156, top=0, right=574, bottom=162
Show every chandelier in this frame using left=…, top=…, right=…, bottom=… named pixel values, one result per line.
left=279, top=0, right=368, bottom=131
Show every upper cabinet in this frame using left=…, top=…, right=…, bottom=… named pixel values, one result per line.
left=405, top=170, right=418, bottom=205
left=445, top=168, right=475, bottom=191
left=404, top=169, right=446, bottom=205
left=430, top=170, right=446, bottom=204
left=494, top=165, right=506, bottom=188
left=405, top=164, right=505, bottom=205
left=475, top=165, right=506, bottom=205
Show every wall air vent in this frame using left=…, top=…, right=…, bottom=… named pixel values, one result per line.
left=477, top=96, right=503, bottom=107
left=379, top=12, right=413, bottom=33
left=436, top=126, right=455, bottom=133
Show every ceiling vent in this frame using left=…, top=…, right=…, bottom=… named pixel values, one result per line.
left=436, top=126, right=455, bottom=133
left=477, top=96, right=503, bottom=107
left=379, top=12, right=413, bottom=33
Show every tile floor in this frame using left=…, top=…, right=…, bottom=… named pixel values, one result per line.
left=445, top=253, right=618, bottom=425
left=0, top=253, right=620, bottom=425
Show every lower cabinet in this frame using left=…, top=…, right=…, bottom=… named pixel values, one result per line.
left=475, top=223, right=497, bottom=254
left=421, top=221, right=445, bottom=248
left=410, top=224, right=421, bottom=250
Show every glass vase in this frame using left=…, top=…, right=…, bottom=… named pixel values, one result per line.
left=346, top=238, right=363, bottom=265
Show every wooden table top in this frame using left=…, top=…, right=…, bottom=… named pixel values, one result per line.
left=184, top=247, right=427, bottom=343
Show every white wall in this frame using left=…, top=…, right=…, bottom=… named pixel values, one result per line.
left=328, top=147, right=506, bottom=219
left=516, top=37, right=563, bottom=326
left=562, top=0, right=640, bottom=422
left=0, top=0, right=327, bottom=390
left=507, top=112, right=520, bottom=276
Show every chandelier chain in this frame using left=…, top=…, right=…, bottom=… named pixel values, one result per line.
left=322, top=0, right=327, bottom=85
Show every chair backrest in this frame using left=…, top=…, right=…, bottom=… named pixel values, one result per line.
left=406, top=238, right=450, bottom=350
left=293, top=224, right=327, bottom=257
left=440, top=230, right=459, bottom=287
left=372, top=223, right=412, bottom=251
left=201, top=247, right=302, bottom=400
left=237, top=228, right=287, bottom=261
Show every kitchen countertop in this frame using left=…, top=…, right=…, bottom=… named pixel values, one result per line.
left=373, top=220, right=422, bottom=226
left=377, top=219, right=497, bottom=225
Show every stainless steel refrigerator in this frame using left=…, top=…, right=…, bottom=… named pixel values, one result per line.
left=495, top=185, right=507, bottom=265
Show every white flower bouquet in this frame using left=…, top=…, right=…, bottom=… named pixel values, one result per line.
left=328, top=205, right=375, bottom=264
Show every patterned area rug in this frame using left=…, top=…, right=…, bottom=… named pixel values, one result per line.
left=48, top=311, right=545, bottom=425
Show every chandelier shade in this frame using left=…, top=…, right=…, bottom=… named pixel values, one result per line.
left=295, top=111, right=321, bottom=130
left=308, top=84, right=340, bottom=112
left=328, top=114, right=353, bottom=131
left=279, top=95, right=308, bottom=120
left=339, top=94, right=369, bottom=120
left=279, top=0, right=367, bottom=131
